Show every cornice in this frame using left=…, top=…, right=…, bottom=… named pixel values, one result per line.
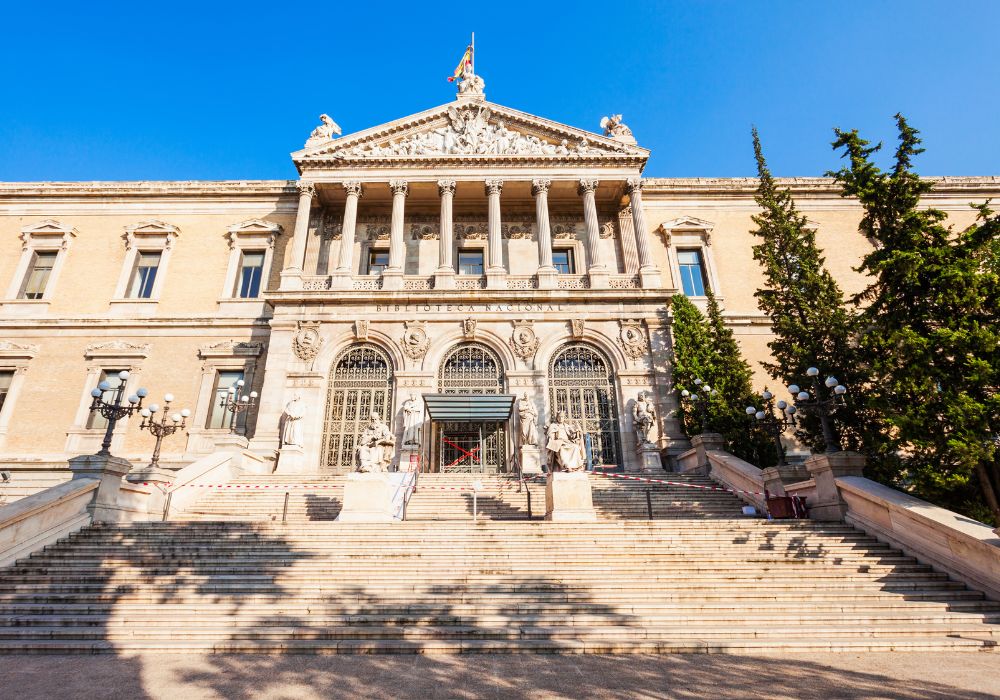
left=641, top=176, right=1000, bottom=198
left=0, top=180, right=298, bottom=199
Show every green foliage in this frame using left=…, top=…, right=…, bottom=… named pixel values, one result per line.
left=670, top=293, right=775, bottom=466
left=750, top=128, right=896, bottom=481
left=829, top=114, right=1000, bottom=524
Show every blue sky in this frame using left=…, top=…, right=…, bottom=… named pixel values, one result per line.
left=1, top=1, right=998, bottom=181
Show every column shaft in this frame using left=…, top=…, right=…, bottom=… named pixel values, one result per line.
left=336, top=182, right=363, bottom=273
left=532, top=179, right=554, bottom=269
left=438, top=180, right=456, bottom=270
left=485, top=179, right=504, bottom=271
left=286, top=181, right=315, bottom=272
left=387, top=180, right=407, bottom=271
left=626, top=178, right=661, bottom=288
left=579, top=180, right=605, bottom=271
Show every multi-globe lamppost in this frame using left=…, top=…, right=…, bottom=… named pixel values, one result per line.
left=788, top=366, right=848, bottom=453
left=219, top=378, right=257, bottom=435
left=746, top=390, right=797, bottom=466
left=88, top=371, right=148, bottom=456
left=680, top=378, right=718, bottom=433
left=138, top=395, right=191, bottom=470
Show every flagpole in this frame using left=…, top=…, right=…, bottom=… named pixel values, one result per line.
left=471, top=31, right=475, bottom=74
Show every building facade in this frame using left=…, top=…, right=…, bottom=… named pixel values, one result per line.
left=1, top=78, right=997, bottom=479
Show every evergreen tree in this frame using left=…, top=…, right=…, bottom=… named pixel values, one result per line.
left=830, top=114, right=1000, bottom=524
left=750, top=129, right=894, bottom=479
left=669, top=293, right=715, bottom=437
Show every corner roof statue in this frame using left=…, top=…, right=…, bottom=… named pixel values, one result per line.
left=304, top=114, right=342, bottom=147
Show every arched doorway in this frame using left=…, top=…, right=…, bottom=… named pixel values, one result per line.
left=435, top=343, right=507, bottom=473
left=321, top=343, right=394, bottom=473
left=548, top=343, right=622, bottom=470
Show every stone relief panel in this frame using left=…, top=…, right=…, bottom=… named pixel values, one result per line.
left=400, top=321, right=430, bottom=360
left=292, top=321, right=324, bottom=362
left=618, top=320, right=650, bottom=360
left=509, top=320, right=540, bottom=361
left=355, top=319, right=369, bottom=340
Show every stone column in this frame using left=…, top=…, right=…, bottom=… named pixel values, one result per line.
left=626, top=178, right=662, bottom=288
left=532, top=178, right=557, bottom=290
left=435, top=179, right=457, bottom=289
left=279, top=181, right=315, bottom=290
left=485, top=178, right=507, bottom=289
left=382, top=180, right=408, bottom=290
left=332, top=181, right=363, bottom=288
left=579, top=179, right=609, bottom=288
left=618, top=206, right=639, bottom=275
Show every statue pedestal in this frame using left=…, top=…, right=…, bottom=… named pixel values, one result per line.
left=68, top=454, right=133, bottom=524
left=275, top=446, right=313, bottom=475
left=399, top=448, right=421, bottom=473
left=520, top=445, right=543, bottom=474
left=545, top=472, right=597, bottom=522
left=633, top=443, right=662, bottom=473
left=338, top=473, right=395, bottom=522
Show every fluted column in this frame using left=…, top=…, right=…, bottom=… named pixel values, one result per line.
left=279, top=181, right=315, bottom=290
left=532, top=179, right=557, bottom=290
left=485, top=179, right=507, bottom=289
left=626, top=178, right=661, bottom=288
left=382, top=180, right=408, bottom=290
left=333, top=181, right=363, bottom=288
left=579, top=179, right=608, bottom=288
left=435, top=179, right=457, bottom=289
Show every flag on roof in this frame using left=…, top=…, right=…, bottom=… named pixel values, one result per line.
left=448, top=46, right=473, bottom=82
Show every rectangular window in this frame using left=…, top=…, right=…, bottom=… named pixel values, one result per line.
left=366, top=249, right=389, bottom=276
left=0, top=371, right=13, bottom=415
left=86, top=369, right=126, bottom=430
left=458, top=250, right=484, bottom=275
left=18, top=251, right=58, bottom=300
left=236, top=250, right=265, bottom=298
left=677, top=249, right=708, bottom=296
left=206, top=370, right=245, bottom=429
left=553, top=249, right=575, bottom=275
left=127, top=251, right=161, bottom=299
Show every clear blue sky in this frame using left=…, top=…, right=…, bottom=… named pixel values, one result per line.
left=2, top=1, right=998, bottom=181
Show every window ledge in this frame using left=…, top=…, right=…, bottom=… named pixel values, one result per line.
left=216, top=298, right=271, bottom=318
left=0, top=299, right=51, bottom=317
left=108, top=299, right=159, bottom=317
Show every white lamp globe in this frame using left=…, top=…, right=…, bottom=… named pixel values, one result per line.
left=171, top=413, right=182, bottom=423
left=824, top=376, right=838, bottom=388
left=762, top=391, right=773, bottom=401
left=164, top=393, right=174, bottom=403
left=797, top=391, right=810, bottom=402
left=806, top=367, right=819, bottom=377
left=137, top=388, right=148, bottom=398
left=140, top=408, right=151, bottom=418
left=181, top=408, right=191, bottom=417
left=745, top=406, right=756, bottom=415
left=149, top=404, right=160, bottom=413
left=98, top=381, right=111, bottom=392
left=787, top=384, right=800, bottom=395
left=117, top=370, right=130, bottom=380
left=834, top=385, right=847, bottom=395
left=776, top=400, right=787, bottom=410
left=91, top=388, right=102, bottom=398
left=755, top=411, right=766, bottom=420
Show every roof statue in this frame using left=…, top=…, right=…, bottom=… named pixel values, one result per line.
left=304, top=114, right=342, bottom=147
left=457, top=63, right=485, bottom=99
left=600, top=114, right=636, bottom=145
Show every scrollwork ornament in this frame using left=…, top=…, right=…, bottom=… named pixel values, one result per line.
left=292, top=321, right=324, bottom=362
left=510, top=321, right=540, bottom=360
left=400, top=321, right=430, bottom=360
left=618, top=319, right=649, bottom=360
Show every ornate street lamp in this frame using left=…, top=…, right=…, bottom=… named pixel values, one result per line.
left=680, top=378, right=718, bottom=434
left=746, top=389, right=798, bottom=466
left=139, top=394, right=191, bottom=470
left=88, top=370, right=148, bottom=457
left=219, top=379, right=258, bottom=435
left=787, top=366, right=848, bottom=453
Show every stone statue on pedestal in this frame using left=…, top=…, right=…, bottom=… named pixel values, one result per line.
left=305, top=114, right=342, bottom=146
left=632, top=391, right=657, bottom=445
left=401, top=395, right=423, bottom=447
left=356, top=411, right=395, bottom=473
left=517, top=393, right=538, bottom=448
left=280, top=395, right=306, bottom=448
left=545, top=411, right=586, bottom=472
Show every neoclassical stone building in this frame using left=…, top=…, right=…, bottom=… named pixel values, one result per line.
left=0, top=77, right=997, bottom=480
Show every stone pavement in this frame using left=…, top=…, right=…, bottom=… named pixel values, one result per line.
left=1, top=653, right=998, bottom=699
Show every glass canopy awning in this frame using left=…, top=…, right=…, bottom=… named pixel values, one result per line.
left=422, top=393, right=516, bottom=423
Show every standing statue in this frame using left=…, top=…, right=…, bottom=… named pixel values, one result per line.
left=305, top=114, right=342, bottom=146
left=545, top=411, right=587, bottom=472
left=401, top=394, right=423, bottom=447
left=281, top=395, right=306, bottom=448
left=632, top=391, right=657, bottom=444
left=356, top=411, right=396, bottom=472
left=516, top=392, right=538, bottom=447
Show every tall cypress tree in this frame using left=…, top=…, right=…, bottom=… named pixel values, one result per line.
left=830, top=115, right=1000, bottom=524
left=750, top=128, right=891, bottom=476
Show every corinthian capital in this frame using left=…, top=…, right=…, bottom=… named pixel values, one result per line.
left=578, top=179, right=599, bottom=195
left=625, top=177, right=643, bottom=195
left=437, top=179, right=457, bottom=196
left=484, top=179, right=504, bottom=196
left=390, top=180, right=409, bottom=197
left=531, top=178, right=551, bottom=196
left=343, top=181, right=363, bottom=198
left=297, top=180, right=316, bottom=198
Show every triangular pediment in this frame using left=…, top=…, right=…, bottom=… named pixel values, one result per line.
left=292, top=100, right=648, bottom=168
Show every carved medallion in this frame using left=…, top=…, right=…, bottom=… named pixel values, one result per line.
left=600, top=221, right=616, bottom=239
left=570, top=319, right=585, bottom=339
left=618, top=319, right=649, bottom=360
left=502, top=222, right=533, bottom=240
left=292, top=321, right=324, bottom=362
left=400, top=321, right=430, bottom=360
left=463, top=318, right=477, bottom=339
left=510, top=321, right=540, bottom=360
left=355, top=319, right=369, bottom=340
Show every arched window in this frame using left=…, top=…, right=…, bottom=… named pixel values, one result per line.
left=436, top=343, right=506, bottom=472
left=321, top=343, right=393, bottom=473
left=437, top=343, right=504, bottom=394
left=548, top=343, right=622, bottom=470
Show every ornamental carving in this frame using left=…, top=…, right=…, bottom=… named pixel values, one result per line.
left=363, top=216, right=391, bottom=241
left=400, top=321, right=430, bottom=360
left=462, top=318, right=477, bottom=339
left=618, top=320, right=649, bottom=360
left=198, top=340, right=263, bottom=358
left=455, top=222, right=488, bottom=240
left=321, top=211, right=343, bottom=240
left=600, top=221, right=616, bottom=239
left=510, top=321, right=540, bottom=361
left=0, top=340, right=39, bottom=358
left=502, top=222, right=533, bottom=240
left=85, top=340, right=151, bottom=359
left=355, top=319, right=369, bottom=340
left=552, top=222, right=578, bottom=240
left=292, top=321, right=323, bottom=362
left=571, top=319, right=585, bottom=339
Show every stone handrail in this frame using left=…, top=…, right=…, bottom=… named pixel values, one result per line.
left=161, top=450, right=268, bottom=519
left=0, top=478, right=99, bottom=568
left=837, top=476, right=1000, bottom=600
left=705, top=451, right=767, bottom=511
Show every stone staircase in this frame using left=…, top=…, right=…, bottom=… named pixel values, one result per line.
left=0, top=519, right=998, bottom=653
left=175, top=472, right=748, bottom=522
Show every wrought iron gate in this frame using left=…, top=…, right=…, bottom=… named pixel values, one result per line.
left=322, top=344, right=393, bottom=473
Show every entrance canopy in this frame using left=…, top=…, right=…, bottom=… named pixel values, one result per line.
left=422, top=393, right=516, bottom=423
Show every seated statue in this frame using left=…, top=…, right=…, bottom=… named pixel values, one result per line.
left=545, top=410, right=587, bottom=472
left=356, top=411, right=395, bottom=472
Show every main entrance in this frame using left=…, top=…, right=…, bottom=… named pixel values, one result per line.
left=433, top=343, right=508, bottom=473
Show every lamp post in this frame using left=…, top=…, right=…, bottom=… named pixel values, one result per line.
left=787, top=366, right=848, bottom=453
left=88, top=370, right=148, bottom=457
left=746, top=389, right=798, bottom=466
left=218, top=379, right=258, bottom=435
left=680, top=378, right=718, bottom=434
left=139, top=394, right=191, bottom=470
